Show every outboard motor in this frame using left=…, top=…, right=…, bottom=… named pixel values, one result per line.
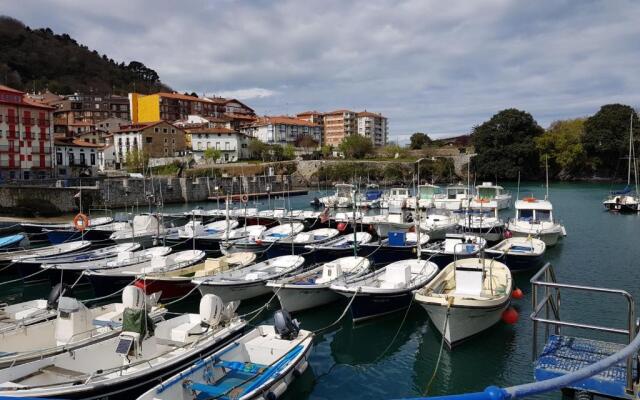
left=274, top=309, right=300, bottom=340
left=55, top=297, right=93, bottom=345
left=199, top=294, right=224, bottom=329
left=47, top=283, right=72, bottom=310
left=311, top=197, right=320, bottom=207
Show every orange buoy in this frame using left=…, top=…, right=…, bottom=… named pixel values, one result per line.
left=502, top=307, right=519, bottom=324
left=512, top=287, right=524, bottom=300
left=337, top=222, right=348, bottom=232
left=72, top=213, right=90, bottom=231
left=255, top=238, right=263, bottom=245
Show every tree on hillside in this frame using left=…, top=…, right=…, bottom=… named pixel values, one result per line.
left=321, top=145, right=333, bottom=159
left=410, top=132, right=432, bottom=149
left=271, top=144, right=284, bottom=161
left=203, top=148, right=222, bottom=164
left=283, top=144, right=296, bottom=160
left=339, top=135, right=373, bottom=159
left=535, top=119, right=587, bottom=179
left=471, top=108, right=544, bottom=180
left=582, top=104, right=640, bottom=176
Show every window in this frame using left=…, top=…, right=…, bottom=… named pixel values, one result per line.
left=225, top=142, right=230, bottom=150
left=164, top=148, right=168, bottom=155
left=197, top=142, right=202, bottom=150
left=154, top=127, right=159, bottom=133
left=68, top=153, right=75, bottom=164
left=23, top=171, right=30, bottom=180
left=146, top=137, right=153, bottom=144
left=163, top=128, right=168, bottom=133
left=164, top=138, right=168, bottom=144
left=90, top=153, right=95, bottom=166
left=80, top=153, right=86, bottom=165
left=56, top=152, right=62, bottom=165
left=95, top=104, right=100, bottom=110
left=171, top=129, right=175, bottom=133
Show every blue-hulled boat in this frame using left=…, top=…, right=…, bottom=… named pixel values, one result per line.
left=304, top=231, right=373, bottom=263
left=359, top=231, right=430, bottom=265
left=421, top=233, right=487, bottom=268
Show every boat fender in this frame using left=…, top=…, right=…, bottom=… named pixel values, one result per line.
left=267, top=381, right=288, bottom=399
left=274, top=309, right=300, bottom=340
left=47, top=283, right=72, bottom=309
left=511, top=287, right=524, bottom=300
left=337, top=222, right=347, bottom=232
left=294, top=360, right=308, bottom=376
left=503, top=230, right=513, bottom=239
left=501, top=307, right=519, bottom=324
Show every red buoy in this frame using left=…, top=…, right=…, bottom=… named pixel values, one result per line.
left=503, top=230, right=513, bottom=239
left=502, top=307, right=519, bottom=324
left=255, top=239, right=263, bottom=245
left=512, top=287, right=524, bottom=300
left=337, top=222, right=347, bottom=232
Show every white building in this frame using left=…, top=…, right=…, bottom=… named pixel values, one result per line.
left=54, top=138, right=105, bottom=177
left=189, top=127, right=250, bottom=163
left=357, top=111, right=388, bottom=146
left=244, top=116, right=322, bottom=145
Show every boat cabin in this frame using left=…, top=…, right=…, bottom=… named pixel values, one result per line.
left=476, top=182, right=506, bottom=199
left=335, top=184, right=355, bottom=197
left=444, top=184, right=470, bottom=199
left=417, top=184, right=442, bottom=199
left=515, top=198, right=554, bottom=222
left=388, top=187, right=410, bottom=198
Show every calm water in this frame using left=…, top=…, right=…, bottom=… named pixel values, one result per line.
left=2, top=182, right=640, bottom=399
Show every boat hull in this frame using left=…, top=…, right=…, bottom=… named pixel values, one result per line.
left=198, top=281, right=271, bottom=303
left=509, top=229, right=561, bottom=247
left=274, top=286, right=341, bottom=313
left=0, top=324, right=247, bottom=400
left=420, top=300, right=510, bottom=347
left=336, top=289, right=415, bottom=322
left=134, top=278, right=196, bottom=301
left=485, top=250, right=544, bottom=271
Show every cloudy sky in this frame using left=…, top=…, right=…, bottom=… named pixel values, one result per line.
left=3, top=0, right=640, bottom=141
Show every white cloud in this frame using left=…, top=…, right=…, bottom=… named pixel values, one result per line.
left=212, top=88, right=279, bottom=101
left=3, top=0, right=640, bottom=142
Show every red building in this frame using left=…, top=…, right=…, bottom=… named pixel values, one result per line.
left=0, top=85, right=55, bottom=180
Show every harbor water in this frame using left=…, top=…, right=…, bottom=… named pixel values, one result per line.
left=2, top=182, right=639, bottom=399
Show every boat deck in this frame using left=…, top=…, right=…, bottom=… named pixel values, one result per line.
left=534, top=334, right=637, bottom=399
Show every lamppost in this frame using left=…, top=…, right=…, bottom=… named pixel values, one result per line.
left=414, top=158, right=427, bottom=259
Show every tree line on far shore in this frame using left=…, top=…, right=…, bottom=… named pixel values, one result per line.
left=471, top=104, right=639, bottom=181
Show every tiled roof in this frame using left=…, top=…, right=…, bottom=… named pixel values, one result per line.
left=157, top=92, right=211, bottom=102
left=188, top=127, right=237, bottom=134
left=225, top=113, right=257, bottom=121
left=54, top=137, right=105, bottom=148
left=115, top=121, right=166, bottom=133
left=324, top=109, right=355, bottom=115
left=0, top=84, right=24, bottom=94
left=357, top=111, right=383, bottom=118
left=253, top=116, right=320, bottom=127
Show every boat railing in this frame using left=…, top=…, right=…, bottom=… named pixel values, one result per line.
left=530, top=262, right=637, bottom=393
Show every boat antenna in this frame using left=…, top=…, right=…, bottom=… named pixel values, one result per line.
left=545, top=155, right=549, bottom=201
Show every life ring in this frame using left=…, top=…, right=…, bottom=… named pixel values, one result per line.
left=241, top=194, right=249, bottom=204
left=523, top=197, right=537, bottom=203
left=73, top=213, right=90, bottom=231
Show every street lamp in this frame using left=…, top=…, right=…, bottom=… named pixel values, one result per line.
left=414, top=157, right=428, bottom=259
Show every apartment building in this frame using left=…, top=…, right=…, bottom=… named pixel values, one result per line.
left=54, top=137, right=107, bottom=177
left=112, top=121, right=186, bottom=165
left=189, top=127, right=250, bottom=163
left=322, top=110, right=357, bottom=146
left=129, top=92, right=255, bottom=126
left=244, top=116, right=322, bottom=146
left=296, top=111, right=325, bottom=126
left=0, top=84, right=55, bottom=180
left=51, top=94, right=130, bottom=136
left=357, top=111, right=388, bottom=146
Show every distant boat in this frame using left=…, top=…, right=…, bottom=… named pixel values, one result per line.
left=507, top=197, right=566, bottom=246
left=0, top=233, right=29, bottom=250
left=0, top=240, right=91, bottom=278
left=485, top=236, right=546, bottom=271
left=319, top=183, right=355, bottom=208
left=434, top=183, right=473, bottom=211
left=469, top=182, right=512, bottom=210
left=603, top=112, right=639, bottom=213
left=265, top=227, right=340, bottom=257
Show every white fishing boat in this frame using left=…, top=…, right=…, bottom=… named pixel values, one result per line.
left=414, top=257, right=513, bottom=347
left=331, top=259, right=439, bottom=322
left=304, top=231, right=373, bottom=263
left=194, top=255, right=306, bottom=302
left=110, top=215, right=170, bottom=247
left=456, top=208, right=505, bottom=242
left=0, top=294, right=246, bottom=399
left=362, top=212, right=414, bottom=238
left=43, top=246, right=171, bottom=275
left=469, top=182, right=512, bottom=210
left=177, top=219, right=239, bottom=238
left=0, top=286, right=166, bottom=368
left=419, top=211, right=458, bottom=240
left=220, top=222, right=305, bottom=254
left=380, top=187, right=411, bottom=210
left=506, top=197, right=566, bottom=246
left=0, top=283, right=69, bottom=333
left=137, top=313, right=313, bottom=400
left=406, top=184, right=443, bottom=209
left=85, top=250, right=206, bottom=299
left=319, top=183, right=355, bottom=208
left=421, top=233, right=487, bottom=268
left=485, top=236, right=546, bottom=271
left=434, top=184, right=473, bottom=210
left=267, top=256, right=371, bottom=312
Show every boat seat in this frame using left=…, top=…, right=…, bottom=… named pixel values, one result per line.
left=453, top=270, right=483, bottom=296
left=215, top=360, right=266, bottom=374
left=40, top=365, right=85, bottom=379
left=156, top=315, right=203, bottom=345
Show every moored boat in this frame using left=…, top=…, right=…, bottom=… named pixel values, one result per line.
left=469, top=182, right=512, bottom=210
left=507, top=197, right=566, bottom=246
left=194, top=255, right=306, bottom=303
left=0, top=233, right=29, bottom=250
left=414, top=257, right=513, bottom=347
left=304, top=231, right=373, bottom=264
left=359, top=231, right=430, bottom=265
left=485, top=236, right=546, bottom=271
left=136, top=313, right=313, bottom=400
left=265, top=227, right=340, bottom=257
left=220, top=222, right=304, bottom=254
left=421, top=233, right=486, bottom=268
left=267, top=256, right=371, bottom=312
left=330, top=259, right=439, bottom=322
left=0, top=240, right=91, bottom=278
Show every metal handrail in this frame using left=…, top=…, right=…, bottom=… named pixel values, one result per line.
left=530, top=262, right=636, bottom=394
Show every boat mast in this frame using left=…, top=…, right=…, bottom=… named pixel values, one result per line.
left=352, top=184, right=358, bottom=258
left=415, top=160, right=422, bottom=260
left=516, top=170, right=520, bottom=201
left=545, top=155, right=550, bottom=201
left=628, top=112, right=633, bottom=187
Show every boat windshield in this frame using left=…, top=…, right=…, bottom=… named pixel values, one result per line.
left=519, top=209, right=534, bottom=220
left=419, top=186, right=439, bottom=198
left=536, top=210, right=552, bottom=221
left=447, top=187, right=467, bottom=199
left=477, top=187, right=497, bottom=199
left=336, top=186, right=352, bottom=197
